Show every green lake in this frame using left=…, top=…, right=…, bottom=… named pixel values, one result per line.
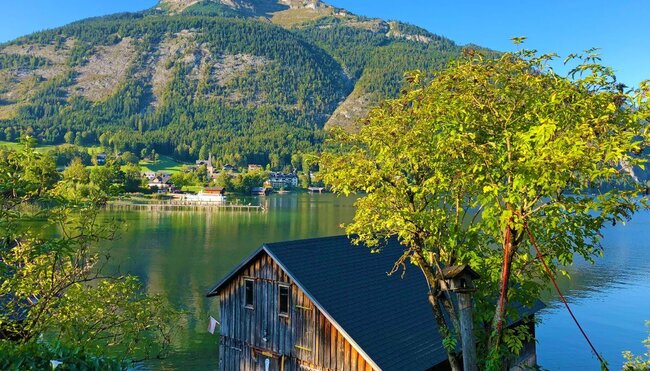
left=101, top=193, right=650, bottom=370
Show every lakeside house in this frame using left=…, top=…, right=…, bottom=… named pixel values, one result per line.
left=184, top=187, right=227, bottom=202
left=147, top=176, right=172, bottom=191
left=268, top=172, right=299, bottom=189
left=144, top=173, right=174, bottom=192
left=206, top=236, right=544, bottom=371
left=248, top=164, right=264, bottom=172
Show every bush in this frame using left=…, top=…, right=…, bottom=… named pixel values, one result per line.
left=0, top=340, right=123, bottom=370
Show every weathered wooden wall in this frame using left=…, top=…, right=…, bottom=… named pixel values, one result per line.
left=219, top=252, right=375, bottom=371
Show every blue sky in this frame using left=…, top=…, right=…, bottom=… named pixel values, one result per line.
left=1, top=0, right=648, bottom=86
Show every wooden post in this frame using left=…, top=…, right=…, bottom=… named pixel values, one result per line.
left=458, top=292, right=477, bottom=371
left=440, top=265, right=481, bottom=371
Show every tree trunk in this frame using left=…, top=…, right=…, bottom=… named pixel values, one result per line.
left=489, top=224, right=522, bottom=369
left=428, top=292, right=463, bottom=371
left=413, top=252, right=462, bottom=371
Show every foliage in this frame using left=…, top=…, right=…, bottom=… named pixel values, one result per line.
left=62, top=157, right=89, bottom=184
left=320, top=46, right=649, bottom=369
left=0, top=8, right=474, bottom=166
left=0, top=54, right=51, bottom=70
left=170, top=170, right=200, bottom=189
left=213, top=171, right=234, bottom=191
left=49, top=145, right=93, bottom=167
left=0, top=143, right=179, bottom=364
left=88, top=162, right=127, bottom=196
left=122, top=163, right=143, bottom=193
left=0, top=339, right=123, bottom=370
left=119, top=151, right=139, bottom=165
left=623, top=321, right=650, bottom=371
left=231, top=170, right=267, bottom=194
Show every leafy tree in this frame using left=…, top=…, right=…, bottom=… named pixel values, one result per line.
left=232, top=170, right=267, bottom=194
left=122, top=163, right=143, bottom=192
left=64, top=131, right=74, bottom=144
left=299, top=174, right=310, bottom=189
left=269, top=153, right=281, bottom=171
left=321, top=46, right=649, bottom=369
left=3, top=127, right=14, bottom=142
left=291, top=153, right=302, bottom=172
left=170, top=171, right=199, bottom=189
left=214, top=171, right=233, bottom=191
left=50, top=145, right=92, bottom=167
left=63, top=157, right=90, bottom=184
left=198, top=145, right=208, bottom=162
left=196, top=164, right=209, bottom=183
left=89, top=161, right=125, bottom=196
left=99, top=133, right=110, bottom=147
left=120, top=151, right=140, bottom=165
left=0, top=144, right=178, bottom=364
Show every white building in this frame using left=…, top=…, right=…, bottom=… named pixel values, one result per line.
left=267, top=172, right=298, bottom=189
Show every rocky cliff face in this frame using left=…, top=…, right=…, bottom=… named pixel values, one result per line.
left=161, top=0, right=329, bottom=14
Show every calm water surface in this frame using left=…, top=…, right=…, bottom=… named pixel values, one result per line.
left=102, top=194, right=650, bottom=370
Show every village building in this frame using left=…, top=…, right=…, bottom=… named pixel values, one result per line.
left=206, top=236, right=544, bottom=371
left=143, top=172, right=157, bottom=181
left=147, top=172, right=173, bottom=191
left=267, top=172, right=299, bottom=189
left=223, top=164, right=237, bottom=172
left=95, top=153, right=107, bottom=165
left=185, top=186, right=227, bottom=202
left=248, top=164, right=264, bottom=172
left=147, top=176, right=172, bottom=191
left=203, top=187, right=226, bottom=195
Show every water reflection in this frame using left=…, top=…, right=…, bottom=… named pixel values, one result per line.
left=102, top=193, right=357, bottom=369
left=537, top=212, right=650, bottom=370
left=100, top=194, right=649, bottom=370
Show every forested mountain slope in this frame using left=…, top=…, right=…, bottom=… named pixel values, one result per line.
left=0, top=0, right=470, bottom=165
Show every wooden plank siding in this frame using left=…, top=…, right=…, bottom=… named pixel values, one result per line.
left=218, top=252, right=376, bottom=371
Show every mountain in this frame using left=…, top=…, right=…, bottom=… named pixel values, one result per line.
left=0, top=0, right=470, bottom=165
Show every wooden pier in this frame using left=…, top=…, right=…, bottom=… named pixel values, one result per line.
left=105, top=200, right=264, bottom=212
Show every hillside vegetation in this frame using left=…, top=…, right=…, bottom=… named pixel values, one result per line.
left=0, top=0, right=472, bottom=166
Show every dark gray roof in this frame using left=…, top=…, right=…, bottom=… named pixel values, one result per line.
left=207, top=235, right=544, bottom=371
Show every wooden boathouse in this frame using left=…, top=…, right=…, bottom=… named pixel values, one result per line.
left=206, top=236, right=543, bottom=370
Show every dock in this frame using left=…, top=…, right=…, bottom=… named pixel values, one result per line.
left=105, top=200, right=264, bottom=212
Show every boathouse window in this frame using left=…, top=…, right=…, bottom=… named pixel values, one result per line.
left=244, top=279, right=254, bottom=309
left=279, top=284, right=290, bottom=317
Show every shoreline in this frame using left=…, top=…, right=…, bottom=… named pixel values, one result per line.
left=105, top=200, right=264, bottom=212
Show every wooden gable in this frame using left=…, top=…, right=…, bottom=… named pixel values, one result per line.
left=217, top=252, right=376, bottom=371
